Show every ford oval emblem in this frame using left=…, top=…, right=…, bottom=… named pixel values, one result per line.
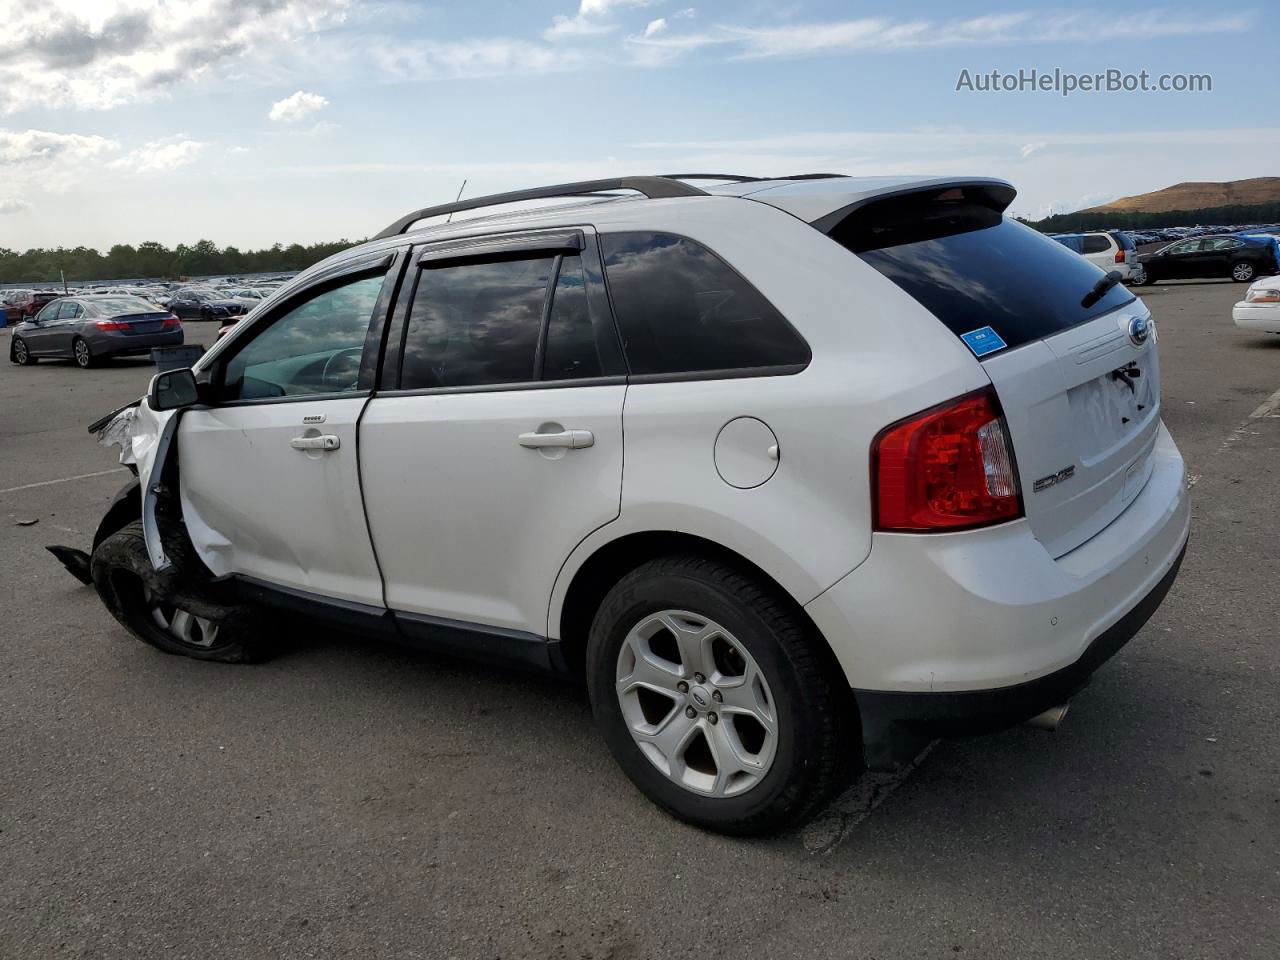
left=1128, top=315, right=1150, bottom=347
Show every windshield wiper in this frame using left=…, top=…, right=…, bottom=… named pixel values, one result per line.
left=1080, top=270, right=1124, bottom=309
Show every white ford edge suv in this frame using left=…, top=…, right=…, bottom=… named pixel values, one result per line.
left=70, top=174, right=1189, bottom=835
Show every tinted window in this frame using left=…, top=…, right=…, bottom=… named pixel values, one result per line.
left=1081, top=235, right=1110, bottom=254
left=223, top=273, right=384, bottom=400
left=600, top=232, right=809, bottom=376
left=400, top=257, right=554, bottom=390
left=543, top=256, right=602, bottom=381
left=1053, top=235, right=1083, bottom=253
left=837, top=194, right=1135, bottom=354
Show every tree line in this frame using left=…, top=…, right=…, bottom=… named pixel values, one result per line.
left=0, top=238, right=365, bottom=285
left=1021, top=201, right=1280, bottom=234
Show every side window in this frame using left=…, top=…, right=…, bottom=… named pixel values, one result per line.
left=58, top=301, right=82, bottom=320
left=222, top=272, right=385, bottom=401
left=35, top=302, right=59, bottom=322
left=599, top=232, right=810, bottom=376
left=1168, top=241, right=1197, bottom=255
left=400, top=256, right=555, bottom=390
left=1081, top=235, right=1110, bottom=254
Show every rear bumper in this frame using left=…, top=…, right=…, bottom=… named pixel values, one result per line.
left=805, top=422, right=1189, bottom=769
left=94, top=330, right=184, bottom=356
left=854, top=540, right=1185, bottom=769
left=1233, top=304, right=1280, bottom=333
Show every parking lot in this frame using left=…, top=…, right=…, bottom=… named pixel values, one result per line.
left=1, top=281, right=1277, bottom=959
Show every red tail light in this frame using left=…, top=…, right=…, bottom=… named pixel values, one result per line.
left=94, top=320, right=129, bottom=331
left=872, top=388, right=1023, bottom=532
left=161, top=314, right=181, bottom=329
left=1114, top=249, right=1126, bottom=263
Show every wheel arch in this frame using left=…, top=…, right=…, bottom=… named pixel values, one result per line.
left=94, top=478, right=143, bottom=550
left=553, top=529, right=836, bottom=679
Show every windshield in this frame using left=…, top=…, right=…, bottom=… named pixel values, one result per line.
left=192, top=290, right=221, bottom=302
left=831, top=191, right=1136, bottom=354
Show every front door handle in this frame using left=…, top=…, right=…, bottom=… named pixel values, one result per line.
left=291, top=434, right=341, bottom=451
left=518, top=429, right=594, bottom=449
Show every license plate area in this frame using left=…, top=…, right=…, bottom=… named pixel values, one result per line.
left=1067, top=358, right=1155, bottom=455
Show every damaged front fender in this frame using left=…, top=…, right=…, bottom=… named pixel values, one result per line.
left=93, top=393, right=181, bottom=572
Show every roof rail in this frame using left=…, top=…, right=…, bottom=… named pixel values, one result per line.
left=373, top=176, right=710, bottom=240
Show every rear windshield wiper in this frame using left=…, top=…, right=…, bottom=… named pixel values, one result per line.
left=1080, top=270, right=1124, bottom=309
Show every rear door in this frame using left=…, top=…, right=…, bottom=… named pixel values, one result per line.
left=837, top=189, right=1158, bottom=557
left=359, top=228, right=627, bottom=639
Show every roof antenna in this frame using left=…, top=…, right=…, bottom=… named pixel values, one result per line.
left=445, top=179, right=468, bottom=223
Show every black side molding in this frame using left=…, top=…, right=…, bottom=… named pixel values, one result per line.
left=231, top=576, right=566, bottom=674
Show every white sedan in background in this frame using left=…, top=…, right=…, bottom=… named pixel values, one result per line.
left=1233, top=276, right=1280, bottom=334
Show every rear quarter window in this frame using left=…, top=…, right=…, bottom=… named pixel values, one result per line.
left=832, top=193, right=1135, bottom=354
left=599, top=232, right=810, bottom=377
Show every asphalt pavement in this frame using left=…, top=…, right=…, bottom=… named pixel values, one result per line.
left=1, top=285, right=1277, bottom=960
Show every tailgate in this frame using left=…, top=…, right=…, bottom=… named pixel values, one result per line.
left=982, top=304, right=1159, bottom=557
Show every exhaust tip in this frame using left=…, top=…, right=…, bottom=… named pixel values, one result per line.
left=1024, top=702, right=1071, bottom=732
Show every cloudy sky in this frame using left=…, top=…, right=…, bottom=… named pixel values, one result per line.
left=0, top=0, right=1272, bottom=249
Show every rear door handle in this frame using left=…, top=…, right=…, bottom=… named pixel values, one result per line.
left=518, top=429, right=594, bottom=449
left=291, top=434, right=341, bottom=451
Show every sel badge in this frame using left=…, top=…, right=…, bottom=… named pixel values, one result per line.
left=960, top=326, right=1007, bottom=358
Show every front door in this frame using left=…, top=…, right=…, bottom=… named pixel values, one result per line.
left=359, top=230, right=627, bottom=637
left=177, top=260, right=400, bottom=606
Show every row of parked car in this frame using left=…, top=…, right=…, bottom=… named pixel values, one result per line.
left=1, top=277, right=291, bottom=325
left=1050, top=230, right=1280, bottom=286
left=2, top=280, right=290, bottom=367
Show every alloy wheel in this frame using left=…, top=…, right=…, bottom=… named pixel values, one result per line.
left=1232, top=263, right=1254, bottom=282
left=614, top=610, right=777, bottom=798
left=74, top=339, right=91, bottom=367
left=144, top=588, right=220, bottom=648
left=14, top=338, right=28, bottom=363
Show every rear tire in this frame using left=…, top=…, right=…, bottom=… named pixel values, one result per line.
left=73, top=337, right=95, bottom=369
left=10, top=336, right=36, bottom=364
left=586, top=555, right=855, bottom=835
left=1231, top=262, right=1256, bottom=283
left=90, top=520, right=268, bottom=663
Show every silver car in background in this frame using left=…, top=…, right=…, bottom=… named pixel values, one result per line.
left=8, top=295, right=184, bottom=368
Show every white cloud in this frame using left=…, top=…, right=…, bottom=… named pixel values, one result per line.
left=643, top=18, right=667, bottom=37
left=545, top=0, right=648, bottom=41
left=628, top=10, right=1250, bottom=62
left=269, top=90, right=330, bottom=123
left=111, top=138, right=206, bottom=173
left=0, top=197, right=30, bottom=215
left=0, top=128, right=118, bottom=166
left=373, top=38, right=585, bottom=79
left=0, top=0, right=351, bottom=113
left=1020, top=142, right=1046, bottom=159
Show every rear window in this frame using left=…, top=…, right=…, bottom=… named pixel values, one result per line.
left=1081, top=235, right=1111, bottom=254
left=832, top=191, right=1135, bottom=354
left=94, top=297, right=156, bottom=315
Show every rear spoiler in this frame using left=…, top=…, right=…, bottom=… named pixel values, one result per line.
left=809, top=179, right=1017, bottom=234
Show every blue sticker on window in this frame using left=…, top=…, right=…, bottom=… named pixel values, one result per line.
left=959, top=326, right=1007, bottom=358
